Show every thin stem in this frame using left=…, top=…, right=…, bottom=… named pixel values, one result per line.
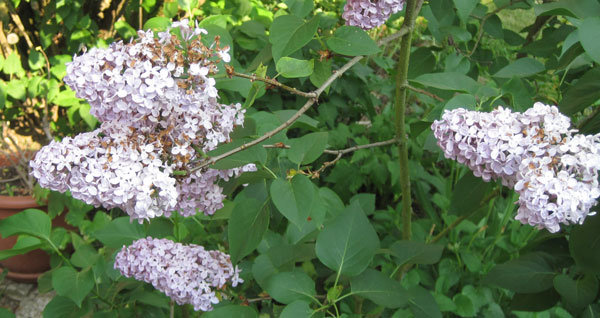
left=394, top=0, right=420, bottom=241
left=405, top=84, right=444, bottom=102
left=139, top=0, right=143, bottom=30
left=231, top=71, right=316, bottom=98
left=323, top=138, right=397, bottom=155
left=190, top=56, right=363, bottom=172
left=6, top=1, right=34, bottom=49
left=170, top=300, right=175, bottom=318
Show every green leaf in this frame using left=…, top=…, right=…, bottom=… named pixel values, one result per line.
left=276, top=57, right=314, bottom=78
left=315, top=201, right=380, bottom=276
left=570, top=214, right=600, bottom=273
left=0, top=209, right=51, bottom=241
left=270, top=175, right=315, bottom=228
left=349, top=193, right=375, bottom=216
left=326, top=26, right=380, bottom=56
left=177, top=0, right=198, bottom=13
left=554, top=274, right=599, bottom=309
left=411, top=72, right=479, bottom=94
left=203, top=305, right=258, bottom=318
left=453, top=0, right=479, bottom=23
left=6, top=79, right=26, bottom=100
left=510, top=289, right=560, bottom=312
left=92, top=217, right=145, bottom=249
left=243, top=64, right=267, bottom=109
left=408, top=286, right=443, bottom=318
left=228, top=182, right=270, bottom=264
left=453, top=294, right=475, bottom=317
left=483, top=15, right=503, bottom=39
left=265, top=271, right=316, bottom=304
left=2, top=52, right=23, bottom=76
left=287, top=132, right=328, bottom=165
left=310, top=59, right=332, bottom=92
left=208, top=137, right=268, bottom=169
left=269, top=15, right=319, bottom=62
left=560, top=67, right=600, bottom=115
left=79, top=104, right=98, bottom=129
left=534, top=0, right=600, bottom=18
left=390, top=240, right=444, bottom=265
left=0, top=81, right=5, bottom=109
left=0, top=236, right=43, bottom=260
left=285, top=0, right=313, bottom=18
left=281, top=300, right=313, bottom=318
left=143, top=17, right=171, bottom=32
left=0, top=308, right=15, bottom=318
left=579, top=17, right=600, bottom=64
left=579, top=106, right=600, bottom=134
left=198, top=15, right=230, bottom=29
left=71, top=243, right=100, bottom=268
left=53, top=88, right=81, bottom=107
left=52, top=267, right=94, bottom=307
left=449, top=171, right=493, bottom=216
left=114, top=20, right=137, bottom=39
left=484, top=252, right=556, bottom=293
left=28, top=50, right=46, bottom=70
left=42, top=296, right=82, bottom=318
left=0, top=54, right=4, bottom=72
left=493, top=57, right=545, bottom=78
left=444, top=94, right=477, bottom=111
left=350, top=268, right=410, bottom=308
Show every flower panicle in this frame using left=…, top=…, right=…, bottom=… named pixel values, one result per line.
left=432, top=103, right=600, bottom=233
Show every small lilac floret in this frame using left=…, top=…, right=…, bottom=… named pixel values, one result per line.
left=114, top=237, right=243, bottom=311
left=432, top=103, right=600, bottom=233
left=342, top=0, right=406, bottom=30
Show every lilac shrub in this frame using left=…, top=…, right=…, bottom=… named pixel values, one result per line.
left=114, top=237, right=242, bottom=312
left=432, top=103, right=600, bottom=233
left=342, top=0, right=405, bottom=30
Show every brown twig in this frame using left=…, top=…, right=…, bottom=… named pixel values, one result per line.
left=231, top=71, right=316, bottom=98
left=189, top=56, right=364, bottom=171
left=0, top=24, right=11, bottom=57
left=109, top=0, right=129, bottom=38
left=405, top=84, right=444, bottom=102
left=189, top=25, right=411, bottom=172
left=36, top=46, right=54, bottom=142
left=6, top=1, right=34, bottom=49
left=138, top=0, right=143, bottom=29
left=323, top=138, right=397, bottom=155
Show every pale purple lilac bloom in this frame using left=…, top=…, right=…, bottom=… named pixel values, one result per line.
left=432, top=103, right=600, bottom=233
left=342, top=0, right=405, bottom=30
left=31, top=21, right=255, bottom=222
left=114, top=237, right=242, bottom=312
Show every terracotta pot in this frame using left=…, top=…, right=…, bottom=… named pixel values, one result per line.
left=0, top=195, right=69, bottom=283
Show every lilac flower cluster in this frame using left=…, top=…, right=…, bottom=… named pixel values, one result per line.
left=114, top=237, right=242, bottom=311
left=30, top=20, right=255, bottom=221
left=342, top=0, right=405, bottom=30
left=432, top=103, right=600, bottom=233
